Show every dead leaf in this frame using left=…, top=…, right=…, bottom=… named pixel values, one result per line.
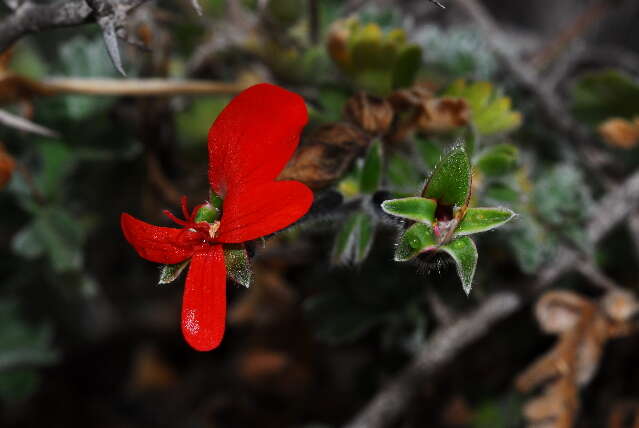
left=279, top=122, right=369, bottom=189
left=417, top=97, right=470, bottom=132
left=598, top=118, right=639, bottom=149
left=344, top=92, right=394, bottom=135
left=128, top=345, right=178, bottom=393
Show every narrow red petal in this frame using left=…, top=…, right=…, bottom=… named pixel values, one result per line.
left=216, top=180, right=313, bottom=243
left=121, top=213, right=195, bottom=264
left=181, top=245, right=227, bottom=351
left=208, top=83, right=308, bottom=196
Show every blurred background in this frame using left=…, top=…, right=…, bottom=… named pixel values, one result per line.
left=1, top=0, right=639, bottom=427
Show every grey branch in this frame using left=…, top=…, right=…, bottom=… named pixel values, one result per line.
left=344, top=168, right=639, bottom=428
left=0, top=0, right=93, bottom=52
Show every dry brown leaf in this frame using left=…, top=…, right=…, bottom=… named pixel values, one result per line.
left=516, top=290, right=639, bottom=428
left=598, top=118, right=639, bottom=149
left=417, top=97, right=470, bottom=132
left=344, top=92, right=394, bottom=135
left=0, top=142, right=15, bottom=189
left=278, top=122, right=369, bottom=189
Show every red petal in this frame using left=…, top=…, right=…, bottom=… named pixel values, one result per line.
left=216, top=180, right=313, bottom=243
left=121, top=213, right=195, bottom=264
left=208, top=83, right=308, bottom=195
left=181, top=245, right=226, bottom=351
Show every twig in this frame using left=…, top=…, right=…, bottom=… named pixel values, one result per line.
left=425, top=288, right=455, bottom=325
left=0, top=108, right=59, bottom=137
left=576, top=259, right=623, bottom=292
left=344, top=167, right=639, bottom=428
left=41, top=78, right=248, bottom=96
left=455, top=0, right=612, bottom=181
left=530, top=0, right=611, bottom=69
left=0, top=0, right=93, bottom=52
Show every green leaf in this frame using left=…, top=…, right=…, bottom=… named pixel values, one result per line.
left=454, top=207, right=515, bottom=237
left=36, top=141, right=74, bottom=201
left=158, top=260, right=190, bottom=285
left=33, top=208, right=85, bottom=273
left=440, top=236, right=478, bottom=295
left=332, top=212, right=376, bottom=265
left=476, top=144, right=519, bottom=176
left=571, top=69, right=639, bottom=125
left=395, top=223, right=437, bottom=262
left=414, top=136, right=442, bottom=171
left=11, top=224, right=45, bottom=259
left=224, top=245, right=252, bottom=287
left=392, top=44, right=422, bottom=89
left=484, top=183, right=520, bottom=204
left=381, top=197, right=437, bottom=223
left=360, top=140, right=383, bottom=194
left=386, top=153, right=421, bottom=191
left=422, top=144, right=471, bottom=207
left=444, top=80, right=521, bottom=135
left=177, top=96, right=231, bottom=143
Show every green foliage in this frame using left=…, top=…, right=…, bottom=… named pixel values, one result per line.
left=266, top=0, right=304, bottom=28
left=394, top=223, right=437, bottom=262
left=359, top=140, right=383, bottom=194
left=386, top=153, right=422, bottom=192
left=58, top=36, right=118, bottom=120
left=329, top=19, right=422, bottom=95
left=571, top=69, right=639, bottom=125
left=177, top=97, right=232, bottom=144
left=224, top=245, right=252, bottom=287
left=476, top=144, right=519, bottom=177
left=422, top=144, right=471, bottom=207
left=445, top=80, right=522, bottom=135
left=455, top=207, right=516, bottom=237
left=0, top=300, right=58, bottom=402
left=159, top=260, right=191, bottom=285
left=415, top=136, right=443, bottom=171
left=381, top=197, right=437, bottom=224
left=440, top=236, right=477, bottom=295
left=332, top=212, right=375, bottom=265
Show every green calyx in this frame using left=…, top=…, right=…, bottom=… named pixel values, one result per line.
left=195, top=202, right=220, bottom=224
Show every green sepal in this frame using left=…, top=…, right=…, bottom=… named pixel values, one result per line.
left=454, top=207, right=515, bottom=237
left=332, top=212, right=375, bottom=265
left=224, top=245, right=251, bottom=288
left=440, top=236, right=478, bottom=295
left=395, top=223, right=437, bottom=262
left=194, top=203, right=220, bottom=223
left=476, top=144, right=519, bottom=177
left=422, top=143, right=471, bottom=207
left=360, top=140, right=383, bottom=194
left=381, top=197, right=437, bottom=224
left=159, top=259, right=190, bottom=285
left=209, top=191, right=223, bottom=210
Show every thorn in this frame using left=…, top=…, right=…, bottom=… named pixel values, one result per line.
left=0, top=109, right=60, bottom=138
left=190, top=0, right=203, bottom=16
left=99, top=18, right=127, bottom=76
left=429, top=0, right=446, bottom=9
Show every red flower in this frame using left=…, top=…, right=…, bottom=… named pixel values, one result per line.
left=121, top=83, right=313, bottom=351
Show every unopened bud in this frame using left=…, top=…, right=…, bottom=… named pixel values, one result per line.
left=194, top=202, right=220, bottom=224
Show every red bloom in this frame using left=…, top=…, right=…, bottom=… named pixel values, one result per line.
left=121, top=83, right=313, bottom=351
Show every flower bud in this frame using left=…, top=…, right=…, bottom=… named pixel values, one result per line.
left=194, top=202, right=220, bottom=223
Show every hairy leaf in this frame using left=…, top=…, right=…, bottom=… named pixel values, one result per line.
left=381, top=197, right=437, bottom=223
left=440, top=236, right=478, bottom=295
left=422, top=144, right=471, bottom=207
left=454, top=207, right=515, bottom=237
left=395, top=223, right=437, bottom=262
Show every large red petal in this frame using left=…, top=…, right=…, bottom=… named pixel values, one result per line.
left=208, top=83, right=308, bottom=195
left=121, top=213, right=195, bottom=264
left=216, top=180, right=313, bottom=243
left=181, top=245, right=226, bottom=351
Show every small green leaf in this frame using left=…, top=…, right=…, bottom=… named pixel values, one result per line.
left=11, top=224, right=44, bottom=259
left=484, top=183, right=520, bottom=204
left=440, top=236, right=478, bottom=295
left=359, top=140, right=383, bottom=194
left=415, top=136, right=442, bottom=170
left=476, top=144, right=519, bottom=176
left=392, top=44, right=422, bottom=89
left=386, top=153, right=421, bottom=191
left=33, top=208, right=85, bottom=273
left=159, top=260, right=190, bottom=285
left=381, top=197, right=437, bottom=223
left=332, top=212, right=376, bottom=265
left=224, top=245, right=251, bottom=287
left=422, top=144, right=471, bottom=207
left=395, top=223, right=437, bottom=262
left=571, top=69, right=639, bottom=125
left=454, top=207, right=515, bottom=237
